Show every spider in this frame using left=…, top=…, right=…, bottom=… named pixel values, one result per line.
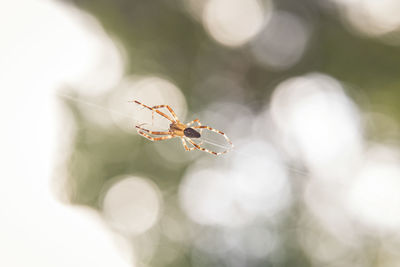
left=130, top=100, right=233, bottom=155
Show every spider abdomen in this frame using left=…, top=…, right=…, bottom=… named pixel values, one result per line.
left=184, top=127, right=201, bottom=138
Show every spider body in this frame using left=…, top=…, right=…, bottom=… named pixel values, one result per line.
left=131, top=100, right=233, bottom=155
left=169, top=122, right=201, bottom=138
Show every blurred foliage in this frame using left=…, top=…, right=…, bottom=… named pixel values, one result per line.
left=59, top=0, right=400, bottom=266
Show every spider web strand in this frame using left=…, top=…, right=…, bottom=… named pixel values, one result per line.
left=57, top=92, right=139, bottom=123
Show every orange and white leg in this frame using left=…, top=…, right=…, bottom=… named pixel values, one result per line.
left=186, top=119, right=201, bottom=127
left=136, top=125, right=171, bottom=135
left=137, top=131, right=174, bottom=142
left=192, top=125, right=233, bottom=147
left=181, top=137, right=196, bottom=151
left=181, top=138, right=203, bottom=151
left=151, top=104, right=179, bottom=122
left=130, top=100, right=174, bottom=122
left=186, top=137, right=226, bottom=156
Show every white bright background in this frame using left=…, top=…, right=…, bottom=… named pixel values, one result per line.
left=0, top=0, right=132, bottom=266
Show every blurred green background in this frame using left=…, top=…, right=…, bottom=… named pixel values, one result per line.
left=58, top=0, right=400, bottom=266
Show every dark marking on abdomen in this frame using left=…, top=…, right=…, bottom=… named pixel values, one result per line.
left=184, top=127, right=201, bottom=138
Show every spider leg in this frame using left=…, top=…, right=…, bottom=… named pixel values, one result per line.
left=136, top=125, right=171, bottom=135
left=181, top=137, right=201, bottom=151
left=137, top=131, right=174, bottom=141
left=181, top=137, right=192, bottom=151
left=151, top=105, right=179, bottom=122
left=186, top=119, right=201, bottom=127
left=130, top=100, right=174, bottom=122
left=185, top=137, right=224, bottom=156
left=192, top=125, right=233, bottom=147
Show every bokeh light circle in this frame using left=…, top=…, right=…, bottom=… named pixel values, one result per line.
left=331, top=0, right=400, bottom=38
left=251, top=11, right=311, bottom=70
left=102, top=175, right=162, bottom=235
left=202, top=0, right=270, bottom=47
left=347, top=145, right=400, bottom=232
left=179, top=138, right=291, bottom=227
left=270, top=73, right=363, bottom=178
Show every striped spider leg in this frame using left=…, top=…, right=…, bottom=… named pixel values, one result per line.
left=130, top=100, right=176, bottom=123
left=131, top=100, right=176, bottom=141
left=135, top=125, right=174, bottom=141
left=180, top=138, right=196, bottom=151
left=150, top=104, right=179, bottom=125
